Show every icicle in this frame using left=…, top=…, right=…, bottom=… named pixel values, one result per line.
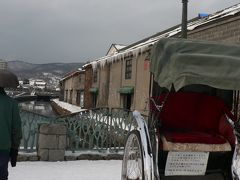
left=121, top=54, right=124, bottom=61
left=110, top=56, right=114, bottom=64
left=117, top=53, right=122, bottom=62
left=100, top=59, right=107, bottom=69
left=91, top=61, right=97, bottom=72
left=133, top=48, right=139, bottom=59
left=106, top=57, right=111, bottom=64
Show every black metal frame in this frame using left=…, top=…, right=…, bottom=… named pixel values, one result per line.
left=148, top=72, right=236, bottom=179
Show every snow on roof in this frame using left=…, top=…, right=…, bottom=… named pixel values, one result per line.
left=60, top=69, right=85, bottom=82
left=114, top=44, right=126, bottom=50
left=105, top=43, right=127, bottom=56
left=83, top=3, right=240, bottom=71
left=52, top=99, right=85, bottom=113
left=78, top=67, right=85, bottom=71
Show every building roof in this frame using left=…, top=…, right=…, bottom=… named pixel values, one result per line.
left=106, top=44, right=126, bottom=56
left=83, top=3, right=240, bottom=70
left=60, top=69, right=85, bottom=82
left=114, top=44, right=126, bottom=51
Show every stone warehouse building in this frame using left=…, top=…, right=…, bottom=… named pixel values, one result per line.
left=61, top=3, right=240, bottom=114
left=82, top=44, right=126, bottom=109
left=60, top=69, right=85, bottom=107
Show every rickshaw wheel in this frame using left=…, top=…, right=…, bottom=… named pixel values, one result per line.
left=122, top=130, right=144, bottom=180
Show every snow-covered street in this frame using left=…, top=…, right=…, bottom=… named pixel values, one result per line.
left=9, top=160, right=122, bottom=180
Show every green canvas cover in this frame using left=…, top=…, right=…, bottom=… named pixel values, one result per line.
left=118, top=86, right=134, bottom=94
left=89, top=87, right=98, bottom=93
left=150, top=38, right=240, bottom=91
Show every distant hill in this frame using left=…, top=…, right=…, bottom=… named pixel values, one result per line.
left=7, top=60, right=85, bottom=88
left=8, top=60, right=84, bottom=79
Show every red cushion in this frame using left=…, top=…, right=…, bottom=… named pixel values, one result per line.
left=159, top=92, right=225, bottom=132
left=218, top=115, right=236, bottom=146
left=151, top=92, right=236, bottom=146
left=163, top=131, right=227, bottom=144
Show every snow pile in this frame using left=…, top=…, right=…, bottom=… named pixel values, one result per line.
left=52, top=99, right=86, bottom=113
left=65, top=150, right=123, bottom=157
left=115, top=44, right=126, bottom=50
left=9, top=160, right=122, bottom=180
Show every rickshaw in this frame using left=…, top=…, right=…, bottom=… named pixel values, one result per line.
left=121, top=38, right=240, bottom=180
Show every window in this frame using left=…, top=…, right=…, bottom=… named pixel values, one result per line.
left=122, top=94, right=132, bottom=110
left=65, top=90, right=68, bottom=102
left=79, top=75, right=82, bottom=83
left=80, top=91, right=84, bottom=108
left=93, top=70, right=98, bottom=83
left=69, top=90, right=73, bottom=104
left=76, top=90, right=84, bottom=107
left=125, top=59, right=132, bottom=79
left=92, top=94, right=97, bottom=108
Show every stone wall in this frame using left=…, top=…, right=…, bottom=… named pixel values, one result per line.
left=19, top=122, right=123, bottom=162
left=38, top=124, right=67, bottom=161
left=188, top=16, right=240, bottom=43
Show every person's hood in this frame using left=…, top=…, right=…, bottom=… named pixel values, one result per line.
left=0, top=69, right=19, bottom=88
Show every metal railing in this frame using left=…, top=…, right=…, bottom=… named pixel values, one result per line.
left=19, top=107, right=147, bottom=153
left=20, top=109, right=53, bottom=152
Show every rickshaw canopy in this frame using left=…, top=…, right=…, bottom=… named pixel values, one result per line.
left=150, top=38, right=240, bottom=91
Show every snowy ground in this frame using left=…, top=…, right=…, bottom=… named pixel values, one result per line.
left=9, top=160, right=122, bottom=180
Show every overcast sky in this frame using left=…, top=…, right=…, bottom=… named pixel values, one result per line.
left=0, top=0, right=239, bottom=64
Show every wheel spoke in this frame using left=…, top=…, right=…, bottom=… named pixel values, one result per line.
left=122, top=131, right=143, bottom=180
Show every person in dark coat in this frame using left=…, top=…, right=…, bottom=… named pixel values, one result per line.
left=0, top=66, right=22, bottom=180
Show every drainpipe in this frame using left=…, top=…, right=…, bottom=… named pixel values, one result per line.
left=120, top=60, right=123, bottom=108
left=182, top=0, right=188, bottom=38
left=134, top=56, right=138, bottom=110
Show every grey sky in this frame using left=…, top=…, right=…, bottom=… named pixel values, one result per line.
left=0, top=0, right=239, bottom=64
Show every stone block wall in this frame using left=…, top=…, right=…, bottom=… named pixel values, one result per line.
left=188, top=16, right=240, bottom=44
left=38, top=124, right=67, bottom=161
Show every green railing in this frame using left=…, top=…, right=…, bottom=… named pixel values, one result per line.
left=20, top=109, right=53, bottom=152
left=19, top=107, right=146, bottom=153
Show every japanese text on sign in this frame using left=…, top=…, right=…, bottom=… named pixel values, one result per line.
left=165, top=152, right=209, bottom=176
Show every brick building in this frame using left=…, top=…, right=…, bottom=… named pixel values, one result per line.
left=60, top=3, right=240, bottom=113
left=83, top=3, right=240, bottom=114
left=60, top=69, right=85, bottom=107
left=188, top=14, right=240, bottom=43
left=83, top=64, right=95, bottom=109
left=83, top=44, right=126, bottom=109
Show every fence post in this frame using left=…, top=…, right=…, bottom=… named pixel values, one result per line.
left=37, top=123, right=67, bottom=161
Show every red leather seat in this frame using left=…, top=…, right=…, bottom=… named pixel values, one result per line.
left=163, top=131, right=226, bottom=144
left=150, top=92, right=236, bottom=150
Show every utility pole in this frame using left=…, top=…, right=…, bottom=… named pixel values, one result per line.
left=182, top=0, right=188, bottom=38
